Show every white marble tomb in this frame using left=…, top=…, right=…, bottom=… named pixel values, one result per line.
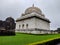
left=16, top=4, right=51, bottom=34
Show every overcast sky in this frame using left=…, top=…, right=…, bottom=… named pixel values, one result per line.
left=0, top=0, right=60, bottom=30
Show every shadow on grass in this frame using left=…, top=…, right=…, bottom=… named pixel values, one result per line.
left=37, top=38, right=60, bottom=45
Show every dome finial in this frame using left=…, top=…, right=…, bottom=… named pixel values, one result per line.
left=32, top=4, right=34, bottom=7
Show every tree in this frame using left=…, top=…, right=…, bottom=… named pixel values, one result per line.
left=57, top=28, right=60, bottom=33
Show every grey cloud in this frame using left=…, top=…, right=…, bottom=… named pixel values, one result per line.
left=0, top=0, right=60, bottom=30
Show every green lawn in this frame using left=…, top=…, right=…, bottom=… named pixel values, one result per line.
left=0, top=33, right=60, bottom=45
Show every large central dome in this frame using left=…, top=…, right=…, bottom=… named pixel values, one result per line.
left=25, top=4, right=42, bottom=15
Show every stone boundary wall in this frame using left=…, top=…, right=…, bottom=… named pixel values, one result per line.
left=15, top=28, right=58, bottom=34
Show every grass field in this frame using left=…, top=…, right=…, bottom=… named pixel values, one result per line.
left=0, top=33, right=60, bottom=45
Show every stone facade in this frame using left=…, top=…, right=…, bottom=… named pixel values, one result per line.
left=16, top=17, right=50, bottom=30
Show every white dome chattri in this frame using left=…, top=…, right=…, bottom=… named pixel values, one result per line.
left=25, top=4, right=42, bottom=15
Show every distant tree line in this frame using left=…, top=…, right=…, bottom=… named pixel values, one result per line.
left=55, top=28, right=60, bottom=33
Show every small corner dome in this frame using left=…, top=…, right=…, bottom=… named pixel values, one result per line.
left=25, top=4, right=42, bottom=14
